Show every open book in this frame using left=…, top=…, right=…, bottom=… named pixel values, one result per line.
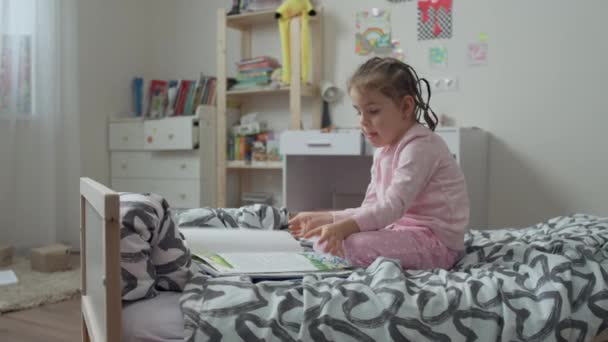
left=180, top=228, right=352, bottom=279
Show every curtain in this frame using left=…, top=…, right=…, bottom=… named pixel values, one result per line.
left=0, top=0, right=80, bottom=250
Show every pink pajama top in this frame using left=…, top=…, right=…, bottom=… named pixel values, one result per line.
left=333, top=124, right=470, bottom=251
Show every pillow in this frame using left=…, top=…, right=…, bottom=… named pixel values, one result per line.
left=119, top=193, right=191, bottom=301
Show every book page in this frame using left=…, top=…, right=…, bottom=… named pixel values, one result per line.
left=214, top=252, right=320, bottom=274
left=197, top=251, right=351, bottom=275
left=181, top=228, right=302, bottom=254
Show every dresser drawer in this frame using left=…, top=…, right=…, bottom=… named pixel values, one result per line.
left=144, top=117, right=198, bottom=150
left=281, top=130, right=363, bottom=156
left=112, top=178, right=200, bottom=208
left=111, top=151, right=199, bottom=179
left=109, top=122, right=144, bottom=150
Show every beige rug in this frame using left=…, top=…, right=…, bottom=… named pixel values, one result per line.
left=0, top=257, right=80, bottom=314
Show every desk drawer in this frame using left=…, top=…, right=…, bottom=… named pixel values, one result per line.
left=435, top=128, right=460, bottom=159
left=111, top=178, right=200, bottom=208
left=281, top=130, right=363, bottom=156
left=144, top=117, right=198, bottom=150
left=111, top=151, right=199, bottom=179
left=109, top=122, right=144, bottom=150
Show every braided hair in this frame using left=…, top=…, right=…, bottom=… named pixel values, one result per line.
left=347, top=57, right=439, bottom=131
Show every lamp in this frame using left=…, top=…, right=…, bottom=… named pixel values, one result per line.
left=319, top=80, right=341, bottom=129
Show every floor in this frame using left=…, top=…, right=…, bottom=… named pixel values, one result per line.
left=0, top=297, right=81, bottom=342
left=0, top=254, right=82, bottom=342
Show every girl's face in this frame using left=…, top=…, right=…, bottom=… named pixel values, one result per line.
left=351, top=88, right=416, bottom=147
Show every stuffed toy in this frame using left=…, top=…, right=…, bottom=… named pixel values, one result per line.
left=275, top=0, right=316, bottom=84
left=228, top=0, right=248, bottom=15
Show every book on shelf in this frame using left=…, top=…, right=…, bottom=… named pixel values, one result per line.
left=165, top=80, right=179, bottom=117
left=131, top=77, right=143, bottom=117
left=129, top=73, right=221, bottom=118
left=146, top=80, right=168, bottom=118
left=181, top=228, right=352, bottom=279
left=174, top=80, right=188, bottom=116
left=183, top=81, right=198, bottom=115
left=230, top=56, right=281, bottom=91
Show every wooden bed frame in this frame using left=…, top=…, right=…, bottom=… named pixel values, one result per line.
left=80, top=177, right=121, bottom=342
left=79, top=177, right=608, bottom=342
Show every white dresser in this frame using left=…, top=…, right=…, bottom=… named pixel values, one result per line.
left=281, top=127, right=489, bottom=229
left=108, top=106, right=218, bottom=209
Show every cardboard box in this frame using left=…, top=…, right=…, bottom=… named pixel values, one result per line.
left=0, top=245, right=14, bottom=267
left=30, top=244, right=71, bottom=273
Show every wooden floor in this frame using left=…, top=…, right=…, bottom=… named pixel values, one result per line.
left=0, top=254, right=82, bottom=342
left=0, top=297, right=81, bottom=342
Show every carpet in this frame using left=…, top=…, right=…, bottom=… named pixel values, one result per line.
left=0, top=256, right=80, bottom=314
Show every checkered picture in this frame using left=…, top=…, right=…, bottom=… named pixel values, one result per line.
left=418, top=6, right=452, bottom=40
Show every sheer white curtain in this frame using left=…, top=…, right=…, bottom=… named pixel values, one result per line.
left=0, top=0, right=80, bottom=250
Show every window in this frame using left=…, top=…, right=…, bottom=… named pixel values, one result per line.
left=0, top=0, right=34, bottom=117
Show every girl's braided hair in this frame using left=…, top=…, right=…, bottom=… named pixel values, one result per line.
left=347, top=57, right=439, bottom=131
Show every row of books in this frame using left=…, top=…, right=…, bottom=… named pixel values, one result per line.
left=230, top=56, right=280, bottom=91
left=132, top=74, right=236, bottom=118
left=227, top=132, right=280, bottom=163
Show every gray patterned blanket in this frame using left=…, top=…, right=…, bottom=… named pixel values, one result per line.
left=180, top=214, right=608, bottom=342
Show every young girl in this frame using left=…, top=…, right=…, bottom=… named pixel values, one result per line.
left=289, top=57, right=469, bottom=270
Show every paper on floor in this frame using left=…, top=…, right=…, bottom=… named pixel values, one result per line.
left=0, top=270, right=18, bottom=286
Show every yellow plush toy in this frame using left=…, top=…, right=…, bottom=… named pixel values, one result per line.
left=275, top=0, right=316, bottom=85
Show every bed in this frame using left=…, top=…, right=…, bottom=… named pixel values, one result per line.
left=80, top=177, right=608, bottom=342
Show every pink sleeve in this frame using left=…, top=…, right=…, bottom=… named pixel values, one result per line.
left=332, top=152, right=378, bottom=223
left=352, top=140, right=439, bottom=231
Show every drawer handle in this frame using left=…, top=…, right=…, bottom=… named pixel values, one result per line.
left=121, top=163, right=127, bottom=169
left=122, top=136, right=128, bottom=142
left=168, top=133, right=174, bottom=140
left=180, top=194, right=187, bottom=200
left=180, top=164, right=187, bottom=170
left=307, top=141, right=331, bottom=147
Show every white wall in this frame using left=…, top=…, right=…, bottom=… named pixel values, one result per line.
left=169, top=0, right=607, bottom=227
left=80, top=0, right=607, bottom=228
left=78, top=0, right=176, bottom=185
left=76, top=0, right=174, bottom=246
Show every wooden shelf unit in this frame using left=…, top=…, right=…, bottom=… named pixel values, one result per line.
left=226, top=161, right=283, bottom=170
left=226, top=84, right=316, bottom=98
left=216, top=7, right=323, bottom=207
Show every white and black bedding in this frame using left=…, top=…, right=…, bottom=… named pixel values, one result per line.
left=179, top=214, right=608, bottom=342
left=117, top=195, right=608, bottom=341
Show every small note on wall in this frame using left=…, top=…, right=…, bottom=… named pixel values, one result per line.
left=429, top=47, right=448, bottom=68
left=391, top=39, right=406, bottom=61
left=468, top=42, right=488, bottom=66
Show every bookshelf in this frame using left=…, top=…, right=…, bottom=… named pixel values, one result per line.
left=216, top=8, right=323, bottom=207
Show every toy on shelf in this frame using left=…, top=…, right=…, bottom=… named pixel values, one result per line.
left=227, top=0, right=246, bottom=15
left=275, top=0, right=316, bottom=84
left=228, top=0, right=281, bottom=15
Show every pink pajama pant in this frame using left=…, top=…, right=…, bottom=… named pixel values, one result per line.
left=314, top=226, right=459, bottom=270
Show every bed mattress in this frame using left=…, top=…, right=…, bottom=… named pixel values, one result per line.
left=122, top=292, right=184, bottom=342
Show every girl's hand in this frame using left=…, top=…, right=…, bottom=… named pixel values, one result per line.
left=288, top=211, right=333, bottom=238
left=303, top=219, right=360, bottom=257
